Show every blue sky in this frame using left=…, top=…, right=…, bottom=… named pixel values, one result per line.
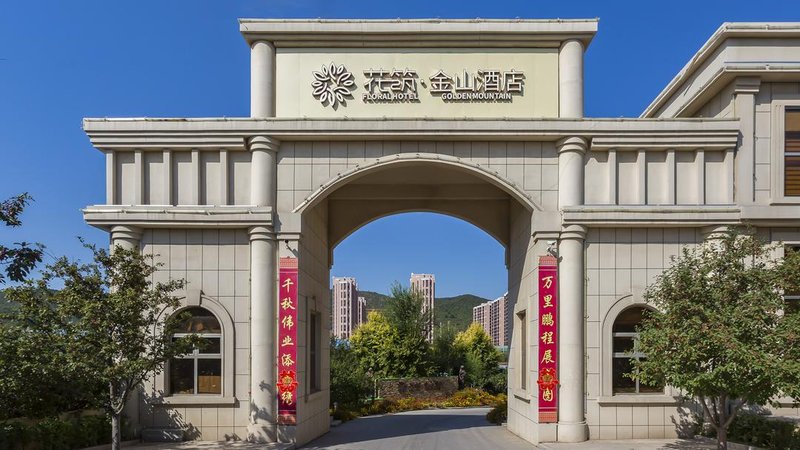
left=1, top=1, right=799, bottom=298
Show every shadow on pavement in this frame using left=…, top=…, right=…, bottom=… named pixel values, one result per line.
left=300, top=408, right=496, bottom=449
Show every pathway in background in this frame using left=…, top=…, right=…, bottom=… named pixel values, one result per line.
left=300, top=407, right=534, bottom=450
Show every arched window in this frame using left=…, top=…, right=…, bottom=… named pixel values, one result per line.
left=612, top=307, right=663, bottom=394
left=169, top=307, right=223, bottom=395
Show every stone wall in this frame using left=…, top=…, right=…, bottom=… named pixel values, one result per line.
left=377, top=377, right=458, bottom=400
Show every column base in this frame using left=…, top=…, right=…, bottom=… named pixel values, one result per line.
left=247, top=421, right=276, bottom=443
left=557, top=421, right=589, bottom=442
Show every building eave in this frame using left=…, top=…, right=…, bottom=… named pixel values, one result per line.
left=641, top=22, right=800, bottom=118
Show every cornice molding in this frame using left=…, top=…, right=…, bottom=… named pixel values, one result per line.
left=238, top=18, right=598, bottom=48
left=642, top=22, right=800, bottom=118
left=83, top=205, right=273, bottom=230
left=562, top=205, right=742, bottom=227
left=82, top=118, right=740, bottom=150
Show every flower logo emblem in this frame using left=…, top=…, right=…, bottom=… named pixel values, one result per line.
left=312, top=63, right=355, bottom=109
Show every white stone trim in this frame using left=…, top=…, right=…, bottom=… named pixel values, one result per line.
left=83, top=205, right=273, bottom=230
left=238, top=18, right=598, bottom=48
left=562, top=205, right=741, bottom=227
left=153, top=293, right=236, bottom=404
left=82, top=117, right=741, bottom=148
left=642, top=22, right=800, bottom=117
left=600, top=296, right=667, bottom=400
left=291, top=153, right=540, bottom=213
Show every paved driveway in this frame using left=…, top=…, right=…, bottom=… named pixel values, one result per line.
left=300, top=407, right=536, bottom=450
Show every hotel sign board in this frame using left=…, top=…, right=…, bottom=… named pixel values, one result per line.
left=276, top=48, right=558, bottom=118
left=536, top=255, right=559, bottom=423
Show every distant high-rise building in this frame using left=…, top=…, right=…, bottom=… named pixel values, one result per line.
left=410, top=273, right=435, bottom=342
left=357, top=296, right=367, bottom=325
left=332, top=277, right=367, bottom=339
left=472, top=293, right=510, bottom=347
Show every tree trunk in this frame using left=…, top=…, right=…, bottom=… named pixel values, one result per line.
left=112, top=411, right=121, bottom=450
left=716, top=424, right=727, bottom=450
left=110, top=382, right=121, bottom=450
left=717, top=395, right=728, bottom=450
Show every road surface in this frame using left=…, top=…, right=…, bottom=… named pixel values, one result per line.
left=300, top=407, right=537, bottom=450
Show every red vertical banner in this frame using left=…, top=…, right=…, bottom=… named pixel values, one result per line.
left=277, top=257, right=299, bottom=425
left=536, top=255, right=559, bottom=423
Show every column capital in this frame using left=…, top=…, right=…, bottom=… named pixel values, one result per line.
left=250, top=39, right=276, bottom=51
left=110, top=225, right=143, bottom=242
left=560, top=38, right=585, bottom=51
left=556, top=136, right=589, bottom=155
left=247, top=136, right=280, bottom=152
left=560, top=224, right=587, bottom=241
left=733, top=76, right=761, bottom=95
left=248, top=225, right=276, bottom=241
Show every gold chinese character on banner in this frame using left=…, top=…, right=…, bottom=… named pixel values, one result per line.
left=281, top=315, right=294, bottom=330
left=281, top=353, right=295, bottom=367
left=542, top=294, right=553, bottom=308
left=541, top=331, right=554, bottom=345
left=282, top=278, right=294, bottom=292
left=541, top=313, right=554, bottom=327
left=281, top=336, right=294, bottom=347
left=281, top=391, right=293, bottom=404
left=541, top=349, right=554, bottom=364
left=542, top=388, right=553, bottom=402
left=281, top=297, right=295, bottom=310
left=541, top=275, right=554, bottom=289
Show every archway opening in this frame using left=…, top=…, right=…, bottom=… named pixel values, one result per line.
left=292, top=156, right=536, bottom=445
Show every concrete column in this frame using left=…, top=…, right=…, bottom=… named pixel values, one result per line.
left=249, top=136, right=279, bottom=207
left=248, top=226, right=278, bottom=442
left=559, top=39, right=584, bottom=119
left=110, top=225, right=142, bottom=252
left=110, top=224, right=143, bottom=435
left=557, top=224, right=588, bottom=442
left=733, top=77, right=761, bottom=204
left=251, top=41, right=276, bottom=118
left=558, top=136, right=588, bottom=210
left=248, top=133, right=279, bottom=442
left=556, top=134, right=588, bottom=442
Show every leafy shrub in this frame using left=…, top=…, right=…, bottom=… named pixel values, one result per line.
left=442, top=388, right=499, bottom=407
left=486, top=395, right=507, bottom=424
left=726, top=412, right=800, bottom=450
left=0, top=414, right=111, bottom=450
left=331, top=408, right=359, bottom=422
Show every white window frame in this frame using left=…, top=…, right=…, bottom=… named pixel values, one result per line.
left=153, top=292, right=237, bottom=405
left=170, top=326, right=223, bottom=396
left=770, top=100, right=800, bottom=204
left=599, top=296, right=677, bottom=405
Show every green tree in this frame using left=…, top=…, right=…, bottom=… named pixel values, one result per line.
left=329, top=338, right=372, bottom=408
left=351, top=284, right=432, bottom=378
left=2, top=244, right=200, bottom=450
left=0, top=193, right=43, bottom=283
left=384, top=283, right=432, bottom=377
left=431, top=323, right=462, bottom=375
left=454, top=322, right=503, bottom=392
left=351, top=310, right=399, bottom=377
left=633, top=230, right=800, bottom=450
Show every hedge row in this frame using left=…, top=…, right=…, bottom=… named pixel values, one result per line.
left=0, top=415, right=110, bottom=450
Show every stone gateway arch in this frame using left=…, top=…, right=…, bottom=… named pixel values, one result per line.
left=82, top=19, right=800, bottom=445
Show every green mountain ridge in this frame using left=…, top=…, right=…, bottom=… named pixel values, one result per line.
left=357, top=290, right=491, bottom=332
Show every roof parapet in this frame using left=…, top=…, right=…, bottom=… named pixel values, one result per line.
left=238, top=18, right=598, bottom=48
